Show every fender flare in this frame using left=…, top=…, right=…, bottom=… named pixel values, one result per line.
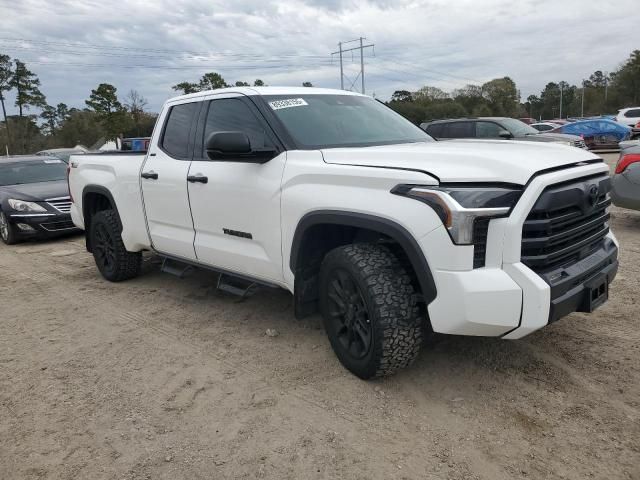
left=81, top=185, right=120, bottom=251
left=290, top=210, right=437, bottom=305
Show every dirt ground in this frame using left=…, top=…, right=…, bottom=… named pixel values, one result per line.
left=1, top=153, right=638, bottom=480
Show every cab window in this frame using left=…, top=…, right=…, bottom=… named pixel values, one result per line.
left=201, top=98, right=272, bottom=156
left=161, top=102, right=199, bottom=159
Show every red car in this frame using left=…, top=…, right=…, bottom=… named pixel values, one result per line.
left=518, top=117, right=536, bottom=125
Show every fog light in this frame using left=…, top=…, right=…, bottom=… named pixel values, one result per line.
left=16, top=223, right=36, bottom=232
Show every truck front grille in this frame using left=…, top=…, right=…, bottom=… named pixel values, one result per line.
left=473, top=218, right=490, bottom=268
left=521, top=174, right=611, bottom=273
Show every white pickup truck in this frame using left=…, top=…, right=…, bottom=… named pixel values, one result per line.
left=68, top=87, right=618, bottom=379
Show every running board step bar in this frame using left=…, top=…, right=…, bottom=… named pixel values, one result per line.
left=216, top=274, right=258, bottom=300
left=161, top=257, right=194, bottom=278
left=158, top=255, right=278, bottom=301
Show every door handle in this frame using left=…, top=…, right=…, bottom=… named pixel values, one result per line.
left=141, top=171, right=158, bottom=180
left=187, top=174, right=208, bottom=184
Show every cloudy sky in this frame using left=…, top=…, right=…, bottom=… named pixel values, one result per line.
left=1, top=0, right=637, bottom=114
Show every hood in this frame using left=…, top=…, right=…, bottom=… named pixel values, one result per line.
left=320, top=140, right=601, bottom=185
left=0, top=180, right=69, bottom=202
left=515, top=132, right=580, bottom=142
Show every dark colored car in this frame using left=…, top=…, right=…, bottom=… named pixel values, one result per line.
left=0, top=155, right=80, bottom=245
left=420, top=117, right=587, bottom=148
left=551, top=119, right=632, bottom=150
left=611, top=144, right=640, bottom=210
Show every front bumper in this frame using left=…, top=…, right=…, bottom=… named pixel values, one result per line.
left=421, top=162, right=617, bottom=339
left=7, top=211, right=80, bottom=238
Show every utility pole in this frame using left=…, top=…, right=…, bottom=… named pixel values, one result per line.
left=359, top=37, right=365, bottom=94
left=331, top=38, right=374, bottom=93
left=559, top=82, right=563, bottom=119
left=581, top=84, right=585, bottom=118
left=604, top=73, right=608, bottom=102
left=338, top=42, right=344, bottom=90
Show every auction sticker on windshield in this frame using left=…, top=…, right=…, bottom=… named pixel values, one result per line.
left=268, top=98, right=308, bottom=110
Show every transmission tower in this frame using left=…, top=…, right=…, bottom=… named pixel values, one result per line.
left=331, top=37, right=375, bottom=94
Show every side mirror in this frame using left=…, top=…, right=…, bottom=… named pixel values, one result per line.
left=205, top=131, right=276, bottom=163
left=498, top=129, right=513, bottom=139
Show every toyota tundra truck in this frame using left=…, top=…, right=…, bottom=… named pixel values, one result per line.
left=68, top=87, right=618, bottom=379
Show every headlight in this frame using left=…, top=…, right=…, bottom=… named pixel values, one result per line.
left=8, top=199, right=47, bottom=212
left=392, top=185, right=522, bottom=244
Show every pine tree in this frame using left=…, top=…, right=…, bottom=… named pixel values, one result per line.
left=0, top=55, right=13, bottom=149
left=10, top=59, right=46, bottom=117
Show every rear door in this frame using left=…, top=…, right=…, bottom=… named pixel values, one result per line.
left=140, top=99, right=201, bottom=259
left=440, top=121, right=474, bottom=139
left=186, top=93, right=286, bottom=283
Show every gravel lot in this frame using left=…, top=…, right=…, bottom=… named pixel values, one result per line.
left=1, top=153, right=638, bottom=480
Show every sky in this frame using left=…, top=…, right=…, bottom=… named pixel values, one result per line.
left=0, top=0, right=637, bottom=114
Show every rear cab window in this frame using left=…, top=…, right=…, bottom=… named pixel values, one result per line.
left=161, top=102, right=200, bottom=159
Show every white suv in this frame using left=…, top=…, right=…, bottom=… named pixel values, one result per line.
left=616, top=107, right=640, bottom=137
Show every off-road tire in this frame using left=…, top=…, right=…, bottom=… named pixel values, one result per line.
left=0, top=211, right=19, bottom=245
left=319, top=243, right=423, bottom=379
left=90, top=209, right=142, bottom=282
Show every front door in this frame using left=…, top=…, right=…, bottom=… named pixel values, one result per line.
left=187, top=94, right=286, bottom=283
left=141, top=100, right=200, bottom=260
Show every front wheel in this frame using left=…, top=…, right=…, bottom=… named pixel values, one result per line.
left=0, top=211, right=19, bottom=245
left=319, top=243, right=424, bottom=379
left=90, top=209, right=142, bottom=281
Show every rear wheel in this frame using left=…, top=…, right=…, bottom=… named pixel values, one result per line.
left=90, top=210, right=141, bottom=281
left=319, top=243, right=423, bottom=379
left=0, top=211, right=18, bottom=245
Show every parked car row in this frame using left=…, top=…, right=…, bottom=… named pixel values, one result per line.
left=422, top=116, right=633, bottom=150
left=420, top=117, right=588, bottom=148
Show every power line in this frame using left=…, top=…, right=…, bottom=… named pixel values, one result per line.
left=0, top=37, right=329, bottom=59
left=383, top=58, right=483, bottom=84
left=14, top=60, right=334, bottom=71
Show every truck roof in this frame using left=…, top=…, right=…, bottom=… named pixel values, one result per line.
left=167, top=86, right=364, bottom=104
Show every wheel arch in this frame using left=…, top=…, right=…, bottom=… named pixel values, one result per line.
left=290, top=210, right=437, bottom=318
left=82, top=185, right=121, bottom=252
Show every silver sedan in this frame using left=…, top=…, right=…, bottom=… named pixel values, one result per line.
left=611, top=144, right=640, bottom=210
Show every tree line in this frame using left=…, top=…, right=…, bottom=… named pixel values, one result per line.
left=0, top=55, right=157, bottom=154
left=0, top=49, right=638, bottom=154
left=386, top=49, right=640, bottom=124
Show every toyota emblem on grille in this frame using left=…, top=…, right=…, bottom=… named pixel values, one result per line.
left=587, top=184, right=599, bottom=207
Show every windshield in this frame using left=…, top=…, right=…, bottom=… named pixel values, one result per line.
left=0, top=159, right=67, bottom=186
left=263, top=94, right=434, bottom=148
left=498, top=118, right=541, bottom=136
